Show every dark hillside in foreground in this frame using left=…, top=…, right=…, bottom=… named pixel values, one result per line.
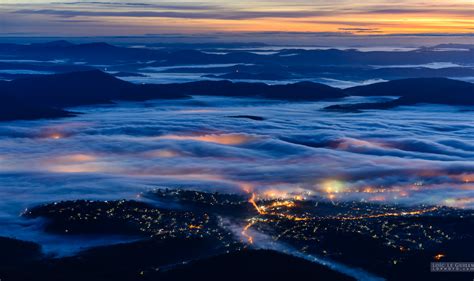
left=0, top=236, right=355, bottom=281
left=158, top=249, right=356, bottom=281
left=0, top=237, right=43, bottom=265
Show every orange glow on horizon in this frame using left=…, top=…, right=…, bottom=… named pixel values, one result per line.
left=96, top=12, right=474, bottom=35
left=3, top=1, right=474, bottom=36
left=111, top=9, right=474, bottom=35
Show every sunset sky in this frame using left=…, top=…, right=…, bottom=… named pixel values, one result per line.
left=1, top=0, right=473, bottom=36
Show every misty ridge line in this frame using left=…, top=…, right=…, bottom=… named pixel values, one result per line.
left=2, top=40, right=474, bottom=65
left=0, top=69, right=473, bottom=121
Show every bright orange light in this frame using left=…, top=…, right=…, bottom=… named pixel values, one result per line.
left=241, top=220, right=256, bottom=244
left=337, top=206, right=438, bottom=221
left=294, top=195, right=304, bottom=201
left=249, top=193, right=266, bottom=215
left=268, top=200, right=295, bottom=209
left=322, top=180, right=346, bottom=194
left=188, top=224, right=203, bottom=230
left=50, top=133, right=63, bottom=140
left=434, top=254, right=445, bottom=261
left=262, top=189, right=289, bottom=199
left=362, top=187, right=375, bottom=193
left=292, top=217, right=309, bottom=221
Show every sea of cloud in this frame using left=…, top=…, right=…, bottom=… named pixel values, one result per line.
left=0, top=95, right=473, bottom=252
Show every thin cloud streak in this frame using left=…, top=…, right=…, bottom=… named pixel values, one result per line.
left=13, top=9, right=327, bottom=20
left=51, top=1, right=219, bottom=10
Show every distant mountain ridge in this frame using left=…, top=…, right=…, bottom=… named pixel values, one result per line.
left=2, top=40, right=474, bottom=84
left=1, top=40, right=474, bottom=66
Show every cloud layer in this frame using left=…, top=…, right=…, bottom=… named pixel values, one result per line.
left=1, top=0, right=473, bottom=36
left=0, top=96, right=472, bottom=212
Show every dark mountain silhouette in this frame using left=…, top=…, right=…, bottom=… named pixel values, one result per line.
left=0, top=62, right=92, bottom=73
left=229, top=115, right=266, bottom=121
left=1, top=70, right=189, bottom=107
left=1, top=71, right=472, bottom=121
left=0, top=41, right=167, bottom=63
left=327, top=78, right=474, bottom=111
left=30, top=40, right=75, bottom=48
left=146, top=42, right=268, bottom=49
left=344, top=78, right=473, bottom=99
left=0, top=96, right=73, bottom=121
left=0, top=237, right=42, bottom=266
left=0, top=70, right=189, bottom=120
left=0, top=70, right=344, bottom=121
left=157, top=80, right=344, bottom=100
